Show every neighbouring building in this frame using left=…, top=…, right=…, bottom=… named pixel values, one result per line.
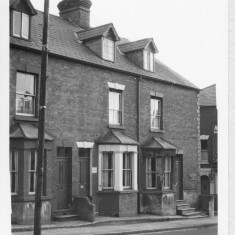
left=198, top=84, right=218, bottom=212
left=9, top=0, right=201, bottom=224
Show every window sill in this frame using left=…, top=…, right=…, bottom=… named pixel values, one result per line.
left=10, top=35, right=30, bottom=42
left=150, top=128, right=164, bottom=133
left=15, top=115, right=38, bottom=122
left=108, top=124, right=126, bottom=130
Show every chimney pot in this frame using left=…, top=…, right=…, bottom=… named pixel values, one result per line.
left=57, top=0, right=92, bottom=29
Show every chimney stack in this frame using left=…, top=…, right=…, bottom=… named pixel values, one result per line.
left=57, top=0, right=92, bottom=29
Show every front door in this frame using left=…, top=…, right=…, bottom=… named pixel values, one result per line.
left=201, top=175, right=210, bottom=195
left=56, top=147, right=72, bottom=210
left=175, top=155, right=183, bottom=200
left=78, top=148, right=90, bottom=197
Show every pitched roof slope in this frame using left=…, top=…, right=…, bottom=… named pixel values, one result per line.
left=199, top=84, right=216, bottom=106
left=10, top=10, right=199, bottom=90
left=118, top=38, right=158, bottom=53
left=77, top=23, right=120, bottom=41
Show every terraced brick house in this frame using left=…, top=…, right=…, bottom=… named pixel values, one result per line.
left=9, top=0, right=201, bottom=224
left=198, top=84, right=218, bottom=213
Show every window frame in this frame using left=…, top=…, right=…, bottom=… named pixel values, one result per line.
left=102, top=152, right=114, bottom=189
left=150, top=97, right=163, bottom=131
left=15, top=72, right=37, bottom=117
left=28, top=149, right=37, bottom=195
left=146, top=157, right=158, bottom=189
left=143, top=50, right=154, bottom=72
left=163, top=156, right=171, bottom=189
left=102, top=37, right=115, bottom=62
left=11, top=10, right=30, bottom=40
left=109, top=89, right=123, bottom=126
left=10, top=150, right=18, bottom=195
left=123, top=152, right=132, bottom=189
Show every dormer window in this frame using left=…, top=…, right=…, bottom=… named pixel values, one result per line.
left=103, top=38, right=115, bottom=62
left=144, top=50, right=154, bottom=72
left=12, top=11, right=30, bottom=39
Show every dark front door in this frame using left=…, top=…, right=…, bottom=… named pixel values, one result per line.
left=78, top=148, right=90, bottom=197
left=201, top=175, right=210, bottom=195
left=175, top=155, right=183, bottom=200
left=56, top=147, right=72, bottom=210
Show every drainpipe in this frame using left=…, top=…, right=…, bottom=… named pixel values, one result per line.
left=137, top=76, right=142, bottom=213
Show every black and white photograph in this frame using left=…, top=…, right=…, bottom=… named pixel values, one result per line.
left=2, top=0, right=233, bottom=234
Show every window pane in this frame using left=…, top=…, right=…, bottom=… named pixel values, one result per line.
left=11, top=172, right=16, bottom=193
left=16, top=73, right=35, bottom=95
left=22, top=13, right=29, bottom=39
left=201, top=140, right=208, bottom=150
left=150, top=53, right=154, bottom=71
left=102, top=152, right=113, bottom=188
left=16, top=94, right=34, bottom=115
left=109, top=91, right=121, bottom=125
left=13, top=11, right=21, bottom=36
left=103, top=38, right=114, bottom=61
left=144, top=51, right=148, bottom=70
left=30, top=172, right=35, bottom=192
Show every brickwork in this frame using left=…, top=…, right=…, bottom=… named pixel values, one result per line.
left=10, top=45, right=200, bottom=216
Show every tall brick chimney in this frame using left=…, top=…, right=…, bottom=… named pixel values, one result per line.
left=57, top=0, right=92, bottom=29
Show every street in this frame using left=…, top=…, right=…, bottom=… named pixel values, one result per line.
left=12, top=222, right=217, bottom=235
left=139, top=226, right=217, bottom=234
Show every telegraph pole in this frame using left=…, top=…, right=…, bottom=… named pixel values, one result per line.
left=34, top=0, right=50, bottom=234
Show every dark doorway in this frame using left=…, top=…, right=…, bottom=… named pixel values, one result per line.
left=175, top=155, right=183, bottom=200
left=201, top=175, right=210, bottom=195
left=56, top=147, right=72, bottom=210
left=78, top=148, right=90, bottom=197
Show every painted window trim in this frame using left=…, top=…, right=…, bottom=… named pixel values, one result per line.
left=146, top=157, right=157, bottom=189
left=98, top=145, right=138, bottom=192
left=28, top=150, right=37, bottom=195
left=12, top=10, right=30, bottom=40
left=102, top=37, right=115, bottom=62
left=10, top=150, right=18, bottom=195
left=143, top=50, right=155, bottom=72
left=108, top=82, right=125, bottom=127
left=163, top=156, right=171, bottom=189
left=15, top=72, right=37, bottom=117
left=102, top=152, right=115, bottom=189
left=150, top=97, right=163, bottom=131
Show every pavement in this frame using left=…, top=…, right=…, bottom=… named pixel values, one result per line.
left=12, top=214, right=217, bottom=234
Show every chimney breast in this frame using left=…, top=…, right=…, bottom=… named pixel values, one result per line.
left=57, top=0, right=92, bottom=29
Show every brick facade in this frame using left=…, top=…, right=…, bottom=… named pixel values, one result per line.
left=9, top=0, right=200, bottom=224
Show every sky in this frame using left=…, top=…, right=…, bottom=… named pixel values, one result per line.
left=29, top=0, right=227, bottom=89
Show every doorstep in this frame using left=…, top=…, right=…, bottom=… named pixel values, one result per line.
left=11, top=214, right=211, bottom=233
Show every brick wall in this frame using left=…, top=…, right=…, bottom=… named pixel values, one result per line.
left=10, top=47, right=199, bottom=211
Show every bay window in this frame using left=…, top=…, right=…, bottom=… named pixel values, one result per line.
left=12, top=11, right=30, bottom=39
left=16, top=72, right=36, bottom=116
left=102, top=152, right=114, bottom=188
left=10, top=150, right=18, bottom=195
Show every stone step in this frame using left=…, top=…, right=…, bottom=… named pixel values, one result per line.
left=177, top=208, right=196, bottom=215
left=182, top=211, right=203, bottom=217
left=176, top=204, right=190, bottom=210
left=53, top=213, right=80, bottom=222
left=53, top=209, right=76, bottom=216
left=176, top=200, right=186, bottom=205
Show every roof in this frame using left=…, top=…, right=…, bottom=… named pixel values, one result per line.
left=10, top=122, right=54, bottom=140
left=96, top=130, right=139, bottom=145
left=10, top=10, right=199, bottom=90
left=199, top=84, right=216, bottom=106
left=142, top=137, right=183, bottom=155
left=10, top=0, right=37, bottom=16
left=118, top=38, right=158, bottom=54
left=77, top=23, right=120, bottom=41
